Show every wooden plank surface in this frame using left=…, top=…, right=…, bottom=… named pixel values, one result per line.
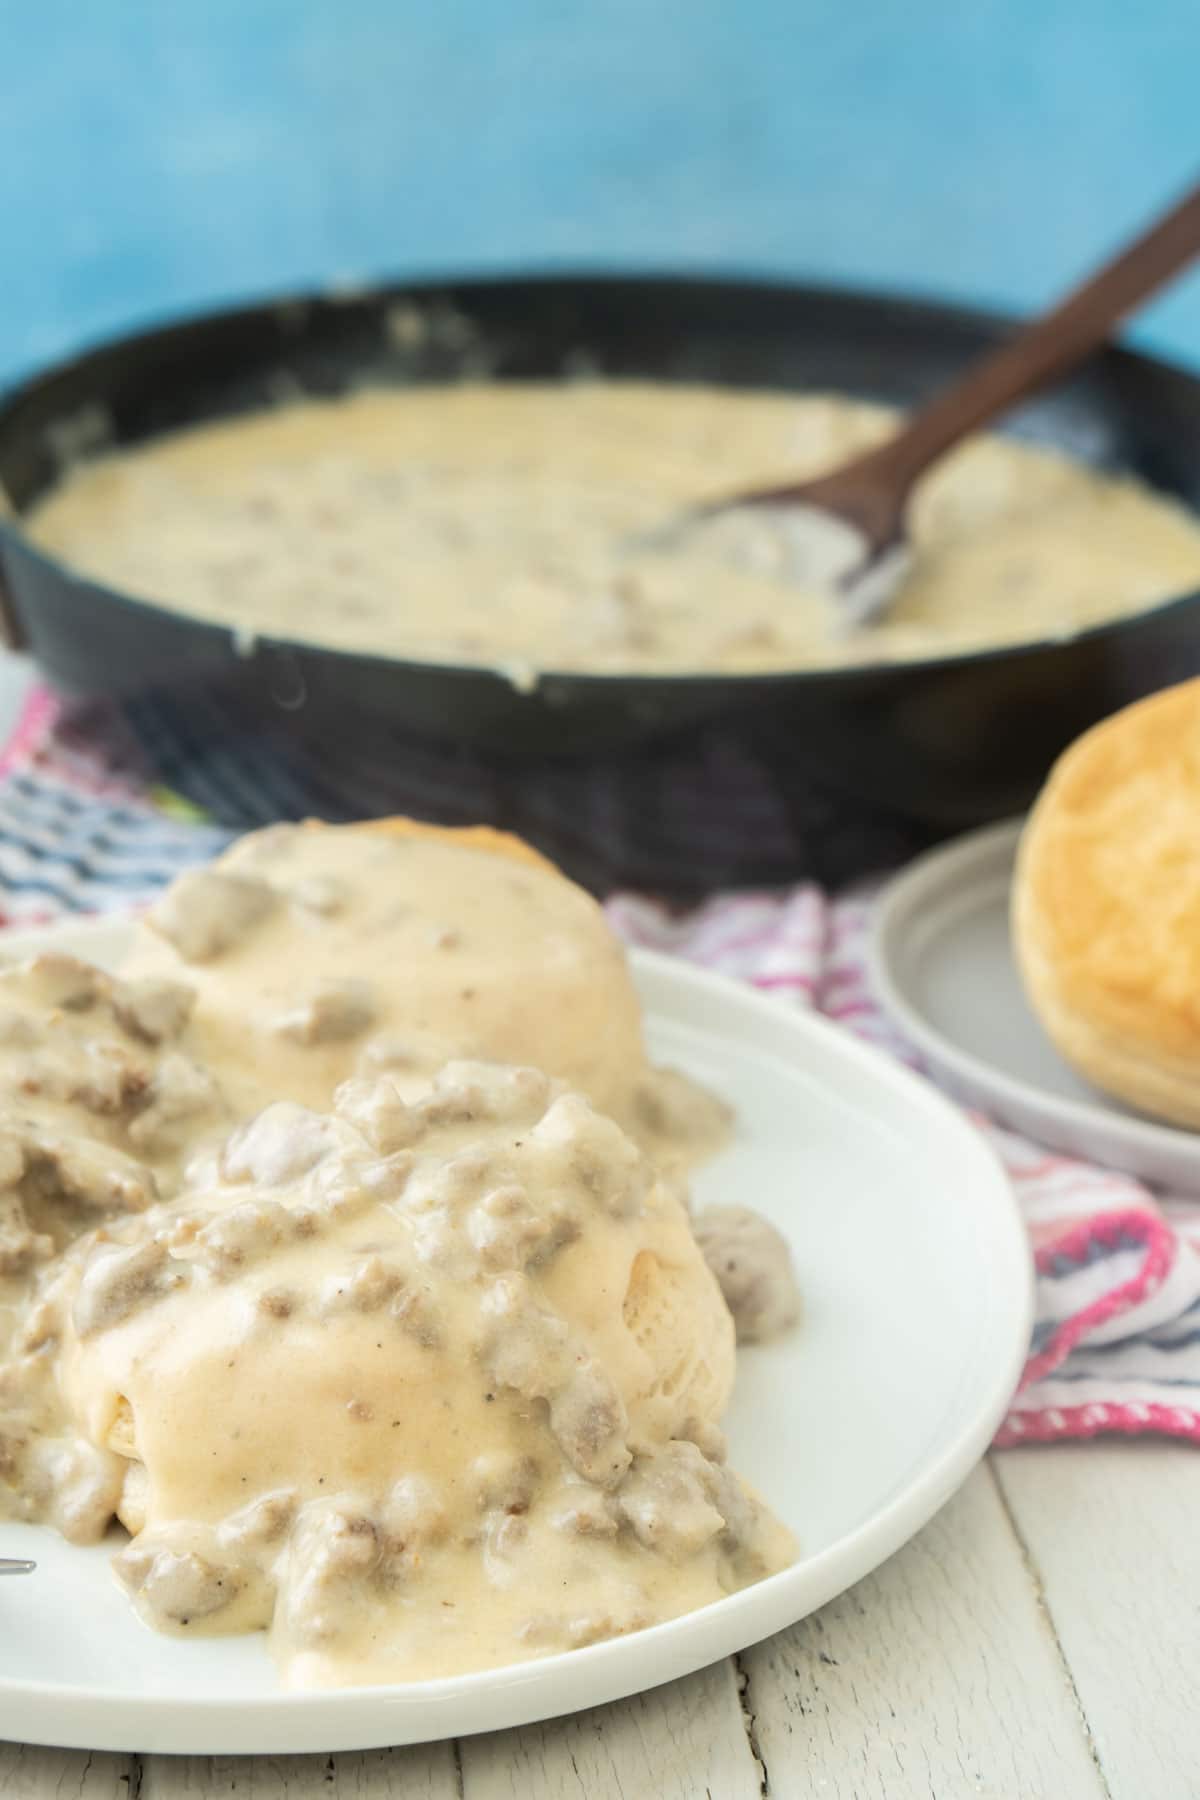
left=738, top=1464, right=1107, bottom=1800
left=0, top=1743, right=133, bottom=1800
left=996, top=1442, right=1200, bottom=1800
left=140, top=1745, right=461, bottom=1798
left=459, top=1657, right=759, bottom=1800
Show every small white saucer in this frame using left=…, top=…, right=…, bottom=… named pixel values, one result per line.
left=869, top=819, right=1200, bottom=1194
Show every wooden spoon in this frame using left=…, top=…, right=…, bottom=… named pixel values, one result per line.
left=669, top=178, right=1200, bottom=624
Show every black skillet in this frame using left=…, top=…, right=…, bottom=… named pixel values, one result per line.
left=1, top=273, right=1199, bottom=893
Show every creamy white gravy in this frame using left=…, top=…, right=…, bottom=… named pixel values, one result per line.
left=28, top=382, right=1200, bottom=676
left=0, top=824, right=793, bottom=1687
left=123, top=820, right=732, bottom=1164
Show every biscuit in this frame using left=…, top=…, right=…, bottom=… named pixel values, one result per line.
left=127, top=816, right=647, bottom=1126
left=1013, top=677, right=1200, bottom=1127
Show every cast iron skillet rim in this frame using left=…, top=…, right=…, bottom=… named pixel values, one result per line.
left=4, top=265, right=1200, bottom=691
left=4, top=262, right=1200, bottom=401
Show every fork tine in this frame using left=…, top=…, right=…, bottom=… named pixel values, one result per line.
left=0, top=1558, right=35, bottom=1575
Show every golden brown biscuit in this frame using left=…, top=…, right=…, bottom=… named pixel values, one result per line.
left=344, top=813, right=558, bottom=873
left=1013, top=677, right=1200, bottom=1127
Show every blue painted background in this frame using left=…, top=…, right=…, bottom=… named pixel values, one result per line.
left=2, top=0, right=1198, bottom=385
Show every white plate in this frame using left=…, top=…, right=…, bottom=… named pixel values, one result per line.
left=870, top=819, right=1200, bottom=1194
left=0, top=916, right=1030, bottom=1755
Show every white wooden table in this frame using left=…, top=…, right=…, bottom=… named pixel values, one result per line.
left=0, top=658, right=1195, bottom=1798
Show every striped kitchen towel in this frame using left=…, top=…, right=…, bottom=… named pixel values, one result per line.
left=4, top=685, right=1200, bottom=1447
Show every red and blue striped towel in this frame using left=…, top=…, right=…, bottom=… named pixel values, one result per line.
left=5, top=686, right=1200, bottom=1447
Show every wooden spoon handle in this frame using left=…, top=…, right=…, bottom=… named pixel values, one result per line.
left=807, top=177, right=1200, bottom=509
